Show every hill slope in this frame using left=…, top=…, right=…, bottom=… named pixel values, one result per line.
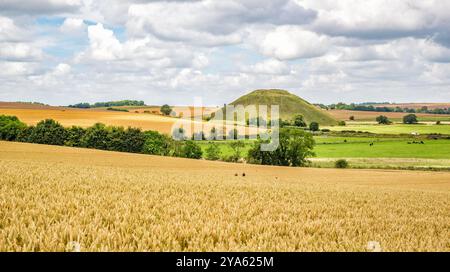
left=229, top=89, right=337, bottom=125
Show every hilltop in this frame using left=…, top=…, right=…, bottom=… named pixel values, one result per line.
left=229, top=89, right=337, bottom=125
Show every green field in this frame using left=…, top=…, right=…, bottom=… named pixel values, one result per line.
left=198, top=137, right=450, bottom=160
left=324, top=123, right=450, bottom=135
left=314, top=138, right=450, bottom=159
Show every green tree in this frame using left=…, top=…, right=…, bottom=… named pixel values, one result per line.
left=309, top=122, right=319, bottom=132
left=143, top=130, right=173, bottom=156
left=17, top=126, right=35, bottom=143
left=0, top=115, right=26, bottom=141
left=64, top=126, right=86, bottom=147
left=403, top=114, right=418, bottom=124
left=247, top=128, right=315, bottom=167
left=335, top=159, right=349, bottom=168
left=293, top=115, right=307, bottom=127
left=180, top=140, right=203, bottom=159
left=160, top=104, right=172, bottom=116
left=28, top=119, right=67, bottom=145
left=376, top=115, right=391, bottom=124
left=229, top=140, right=245, bottom=162
left=121, top=127, right=146, bottom=153
left=205, top=142, right=221, bottom=161
left=80, top=123, right=109, bottom=150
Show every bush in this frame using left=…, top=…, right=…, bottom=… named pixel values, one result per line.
left=143, top=130, right=173, bottom=156
left=338, top=121, right=346, bottom=126
left=309, top=122, right=319, bottom=132
left=335, top=159, right=349, bottom=168
left=229, top=140, right=245, bottom=162
left=436, top=121, right=441, bottom=125
left=205, top=142, right=221, bottom=160
left=108, top=127, right=145, bottom=153
left=160, top=104, right=172, bottom=116
left=179, top=140, right=203, bottom=159
left=17, top=126, right=35, bottom=142
left=247, top=128, right=315, bottom=167
left=403, top=114, right=418, bottom=124
left=293, top=115, right=307, bottom=127
left=28, top=119, right=67, bottom=145
left=64, top=126, right=86, bottom=147
left=0, top=115, right=26, bottom=141
left=321, top=129, right=330, bottom=132
left=80, top=123, right=109, bottom=149
left=349, top=116, right=355, bottom=121
left=376, top=115, right=391, bottom=124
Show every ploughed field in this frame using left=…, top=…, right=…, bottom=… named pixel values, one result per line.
left=1, top=141, right=449, bottom=251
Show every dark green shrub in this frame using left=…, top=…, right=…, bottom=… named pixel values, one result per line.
left=143, top=130, right=173, bottom=156
left=64, top=126, right=86, bottom=147
left=80, top=123, right=109, bottom=149
left=160, top=104, right=172, bottom=116
left=180, top=140, right=203, bottom=159
left=247, top=128, right=315, bottom=167
left=205, top=142, right=221, bottom=161
left=0, top=115, right=26, bottom=141
left=17, top=126, right=35, bottom=142
left=293, top=115, right=307, bottom=127
left=335, top=159, right=349, bottom=168
left=309, top=122, right=319, bottom=131
left=403, top=114, right=418, bottom=124
left=28, top=119, right=67, bottom=145
left=376, top=115, right=391, bottom=124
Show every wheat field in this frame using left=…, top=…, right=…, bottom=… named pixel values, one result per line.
left=0, top=141, right=449, bottom=252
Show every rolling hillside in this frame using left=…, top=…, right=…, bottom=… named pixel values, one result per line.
left=228, top=89, right=337, bottom=125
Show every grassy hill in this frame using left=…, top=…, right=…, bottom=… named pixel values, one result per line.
left=228, top=89, right=337, bottom=125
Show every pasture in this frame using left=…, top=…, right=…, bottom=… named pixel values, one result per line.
left=1, top=141, right=449, bottom=251
left=327, top=110, right=450, bottom=122
left=314, top=138, right=450, bottom=159
left=324, top=123, right=450, bottom=135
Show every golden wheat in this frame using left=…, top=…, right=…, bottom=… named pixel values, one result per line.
left=0, top=141, right=449, bottom=252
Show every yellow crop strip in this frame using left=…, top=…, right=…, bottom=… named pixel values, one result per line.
left=0, top=141, right=449, bottom=251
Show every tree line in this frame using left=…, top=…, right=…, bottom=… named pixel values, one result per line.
left=0, top=115, right=202, bottom=159
left=68, top=100, right=145, bottom=108
left=1, top=115, right=316, bottom=167
left=317, top=102, right=450, bottom=115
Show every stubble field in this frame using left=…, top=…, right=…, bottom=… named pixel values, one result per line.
left=1, top=141, right=449, bottom=252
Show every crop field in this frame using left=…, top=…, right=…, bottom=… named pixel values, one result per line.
left=324, top=123, right=450, bottom=135
left=327, top=110, right=450, bottom=122
left=0, top=108, right=178, bottom=134
left=1, top=141, right=449, bottom=252
left=0, top=106, right=256, bottom=136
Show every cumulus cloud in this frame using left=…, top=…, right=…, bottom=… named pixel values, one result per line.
left=0, top=42, right=43, bottom=61
left=126, top=0, right=315, bottom=46
left=301, top=0, right=450, bottom=44
left=259, top=26, right=330, bottom=60
left=242, top=59, right=291, bottom=75
left=1, top=0, right=450, bottom=104
left=0, top=0, right=82, bottom=16
left=59, top=17, right=86, bottom=34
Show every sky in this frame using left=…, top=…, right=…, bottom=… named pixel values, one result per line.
left=0, top=0, right=450, bottom=106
